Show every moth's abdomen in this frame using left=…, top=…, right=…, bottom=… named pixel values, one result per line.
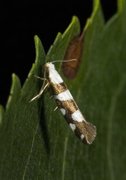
left=55, top=92, right=96, bottom=144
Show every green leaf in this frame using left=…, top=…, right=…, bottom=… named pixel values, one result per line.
left=0, top=35, right=46, bottom=179
left=0, top=0, right=126, bottom=179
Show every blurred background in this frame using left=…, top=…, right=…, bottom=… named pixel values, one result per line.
left=0, top=0, right=117, bottom=106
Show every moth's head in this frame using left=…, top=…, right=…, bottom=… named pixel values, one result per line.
left=44, top=62, right=55, bottom=70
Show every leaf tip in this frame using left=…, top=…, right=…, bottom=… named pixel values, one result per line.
left=71, top=16, right=79, bottom=25
left=118, top=0, right=126, bottom=14
left=34, top=35, right=45, bottom=64
left=11, top=73, right=21, bottom=89
left=93, top=0, right=101, bottom=16
left=6, top=73, right=21, bottom=110
left=62, top=16, right=80, bottom=41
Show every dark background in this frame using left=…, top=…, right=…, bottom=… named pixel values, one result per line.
left=0, top=0, right=117, bottom=106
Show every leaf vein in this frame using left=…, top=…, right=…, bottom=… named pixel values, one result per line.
left=22, top=124, right=39, bottom=180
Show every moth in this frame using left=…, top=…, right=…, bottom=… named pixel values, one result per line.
left=31, top=62, right=96, bottom=144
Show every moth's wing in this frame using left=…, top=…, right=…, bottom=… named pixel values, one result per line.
left=74, top=121, right=96, bottom=144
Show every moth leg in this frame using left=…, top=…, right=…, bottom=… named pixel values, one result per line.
left=34, top=75, right=47, bottom=81
left=54, top=106, right=58, bottom=111
left=30, top=82, right=49, bottom=102
left=49, top=95, right=53, bottom=99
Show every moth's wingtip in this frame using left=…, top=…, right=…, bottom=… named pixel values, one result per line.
left=85, top=123, right=97, bottom=145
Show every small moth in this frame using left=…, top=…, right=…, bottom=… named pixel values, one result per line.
left=31, top=62, right=96, bottom=144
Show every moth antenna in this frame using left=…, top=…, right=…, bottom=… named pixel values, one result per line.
left=51, top=59, right=77, bottom=64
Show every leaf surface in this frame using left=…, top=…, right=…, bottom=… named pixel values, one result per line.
left=0, top=0, right=126, bottom=179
